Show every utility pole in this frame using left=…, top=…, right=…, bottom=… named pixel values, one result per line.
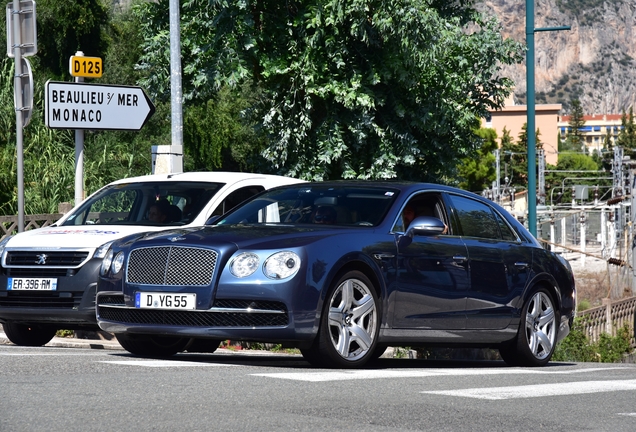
left=495, top=149, right=501, bottom=203
left=538, top=148, right=545, bottom=206
left=169, top=0, right=182, bottom=148
left=526, top=0, right=569, bottom=236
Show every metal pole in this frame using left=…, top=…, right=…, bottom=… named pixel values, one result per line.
left=74, top=52, right=84, bottom=206
left=525, top=0, right=570, bottom=237
left=12, top=0, right=24, bottom=232
left=169, top=0, right=183, bottom=153
left=495, top=149, right=500, bottom=203
left=526, top=0, right=536, bottom=236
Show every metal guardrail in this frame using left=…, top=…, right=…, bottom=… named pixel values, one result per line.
left=0, top=214, right=62, bottom=240
left=577, top=296, right=636, bottom=348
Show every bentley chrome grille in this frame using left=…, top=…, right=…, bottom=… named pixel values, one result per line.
left=126, top=246, right=217, bottom=286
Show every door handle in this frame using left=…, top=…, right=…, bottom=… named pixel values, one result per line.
left=515, top=262, right=529, bottom=269
left=453, top=255, right=467, bottom=262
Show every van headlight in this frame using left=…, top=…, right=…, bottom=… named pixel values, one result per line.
left=95, top=241, right=114, bottom=259
left=0, top=235, right=12, bottom=258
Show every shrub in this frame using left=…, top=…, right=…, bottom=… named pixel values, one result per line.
left=552, top=319, right=596, bottom=362
left=553, top=318, right=633, bottom=363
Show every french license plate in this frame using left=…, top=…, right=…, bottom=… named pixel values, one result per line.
left=7, top=278, right=58, bottom=291
left=135, top=292, right=196, bottom=310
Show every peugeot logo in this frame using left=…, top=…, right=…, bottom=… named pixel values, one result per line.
left=35, top=254, right=48, bottom=265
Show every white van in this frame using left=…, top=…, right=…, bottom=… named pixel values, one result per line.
left=0, top=172, right=303, bottom=346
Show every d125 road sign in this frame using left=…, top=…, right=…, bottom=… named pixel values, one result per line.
left=45, top=81, right=155, bottom=130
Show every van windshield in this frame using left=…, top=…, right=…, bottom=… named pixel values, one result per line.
left=60, top=181, right=223, bottom=226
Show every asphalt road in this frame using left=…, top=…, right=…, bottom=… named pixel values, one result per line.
left=2, top=335, right=636, bottom=432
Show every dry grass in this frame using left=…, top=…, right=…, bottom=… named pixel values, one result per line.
left=573, top=268, right=610, bottom=310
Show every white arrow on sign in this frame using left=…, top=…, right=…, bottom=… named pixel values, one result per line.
left=44, top=81, right=155, bottom=130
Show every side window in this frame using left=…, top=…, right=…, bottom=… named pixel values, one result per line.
left=494, top=211, right=518, bottom=241
left=448, top=195, right=500, bottom=240
left=210, top=186, right=265, bottom=217
left=392, top=192, right=447, bottom=233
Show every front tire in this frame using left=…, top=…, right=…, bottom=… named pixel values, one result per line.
left=2, top=322, right=57, bottom=346
left=115, top=333, right=190, bottom=358
left=301, top=271, right=380, bottom=368
left=499, top=287, right=557, bottom=367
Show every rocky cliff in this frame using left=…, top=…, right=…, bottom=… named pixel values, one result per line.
left=479, top=0, right=636, bottom=115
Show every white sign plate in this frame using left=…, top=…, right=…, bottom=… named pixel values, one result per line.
left=44, top=81, right=155, bottom=130
left=135, top=292, right=196, bottom=310
left=7, top=277, right=57, bottom=291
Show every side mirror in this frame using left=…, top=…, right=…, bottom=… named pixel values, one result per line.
left=406, top=216, right=446, bottom=236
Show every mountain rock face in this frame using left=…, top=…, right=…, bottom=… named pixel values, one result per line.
left=479, top=0, right=636, bottom=115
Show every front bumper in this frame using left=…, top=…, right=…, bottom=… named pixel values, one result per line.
left=0, top=260, right=102, bottom=328
left=96, top=291, right=315, bottom=346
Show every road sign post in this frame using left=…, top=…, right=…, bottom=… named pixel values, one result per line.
left=7, top=0, right=37, bottom=233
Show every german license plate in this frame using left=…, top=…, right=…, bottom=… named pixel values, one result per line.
left=135, top=292, right=196, bottom=310
left=7, top=278, right=58, bottom=291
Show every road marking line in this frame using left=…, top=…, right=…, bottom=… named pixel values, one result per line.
left=617, top=413, right=636, bottom=417
left=100, top=360, right=235, bottom=367
left=0, top=352, right=109, bottom=356
left=421, top=379, right=636, bottom=400
left=252, top=367, right=633, bottom=382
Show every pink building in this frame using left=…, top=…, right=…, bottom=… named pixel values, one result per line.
left=484, top=102, right=562, bottom=166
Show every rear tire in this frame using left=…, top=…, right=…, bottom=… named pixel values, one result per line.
left=2, top=322, right=57, bottom=347
left=115, top=333, right=189, bottom=358
left=499, top=287, right=557, bottom=367
left=301, top=271, right=380, bottom=368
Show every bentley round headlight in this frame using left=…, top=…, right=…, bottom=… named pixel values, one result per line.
left=100, top=249, right=114, bottom=276
left=112, top=252, right=125, bottom=274
left=230, top=252, right=260, bottom=278
left=263, top=251, right=301, bottom=280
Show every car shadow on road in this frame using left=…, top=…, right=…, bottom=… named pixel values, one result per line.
left=102, top=350, right=577, bottom=370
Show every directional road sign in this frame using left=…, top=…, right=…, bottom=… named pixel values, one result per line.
left=45, top=81, right=155, bottom=130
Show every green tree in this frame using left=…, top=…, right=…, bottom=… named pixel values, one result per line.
left=501, top=123, right=542, bottom=189
left=136, top=0, right=524, bottom=181
left=616, top=107, right=636, bottom=157
left=562, top=98, right=585, bottom=152
left=457, top=128, right=497, bottom=192
left=35, top=0, right=110, bottom=80
left=545, top=153, right=602, bottom=206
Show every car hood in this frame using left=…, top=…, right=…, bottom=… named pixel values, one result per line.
left=126, top=224, right=344, bottom=251
left=4, top=225, right=167, bottom=250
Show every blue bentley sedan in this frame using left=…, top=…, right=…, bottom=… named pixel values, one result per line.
left=96, top=182, right=576, bottom=368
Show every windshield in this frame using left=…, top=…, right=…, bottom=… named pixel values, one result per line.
left=217, top=185, right=398, bottom=227
left=61, top=181, right=223, bottom=227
